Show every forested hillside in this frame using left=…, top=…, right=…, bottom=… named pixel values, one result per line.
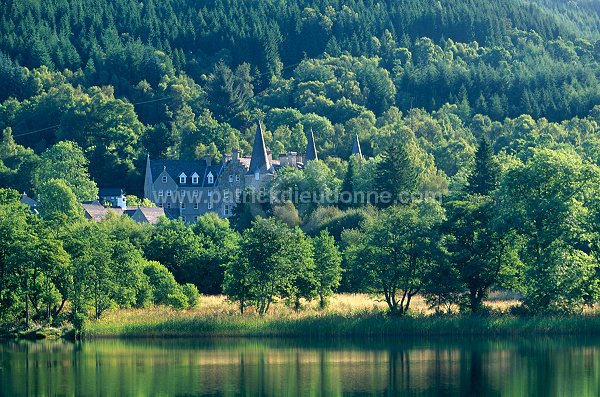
left=2, top=0, right=600, bottom=192
left=3, top=0, right=600, bottom=326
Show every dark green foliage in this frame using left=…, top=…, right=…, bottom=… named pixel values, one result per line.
left=374, top=139, right=422, bottom=206
left=466, top=138, right=501, bottom=196
left=312, top=229, right=343, bottom=308
left=2, top=0, right=600, bottom=327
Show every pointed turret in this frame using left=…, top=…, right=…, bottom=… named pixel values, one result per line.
left=248, top=121, right=272, bottom=174
left=144, top=154, right=153, bottom=199
left=352, top=134, right=363, bottom=159
left=305, top=128, right=318, bottom=162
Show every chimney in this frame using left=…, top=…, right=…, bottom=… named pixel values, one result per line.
left=223, top=153, right=232, bottom=165
left=279, top=154, right=288, bottom=167
left=205, top=155, right=212, bottom=166
left=232, top=149, right=240, bottom=161
left=267, top=150, right=273, bottom=163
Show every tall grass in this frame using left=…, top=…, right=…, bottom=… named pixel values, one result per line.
left=83, top=294, right=600, bottom=338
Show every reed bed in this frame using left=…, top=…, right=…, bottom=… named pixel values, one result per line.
left=83, top=294, right=600, bottom=338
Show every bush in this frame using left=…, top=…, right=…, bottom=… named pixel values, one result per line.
left=181, top=283, right=200, bottom=309
left=143, top=261, right=181, bottom=306
left=167, top=289, right=189, bottom=310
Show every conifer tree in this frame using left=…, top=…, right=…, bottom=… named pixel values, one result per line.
left=466, top=137, right=501, bottom=196
left=374, top=142, right=422, bottom=206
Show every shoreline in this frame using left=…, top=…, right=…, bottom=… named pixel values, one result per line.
left=79, top=311, right=600, bottom=339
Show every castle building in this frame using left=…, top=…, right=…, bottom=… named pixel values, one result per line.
left=143, top=122, right=317, bottom=222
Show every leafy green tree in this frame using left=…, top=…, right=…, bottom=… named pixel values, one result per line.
left=0, top=193, right=37, bottom=324
left=445, top=197, right=517, bottom=313
left=348, top=200, right=445, bottom=315
left=498, top=149, right=600, bottom=312
left=225, top=217, right=311, bottom=315
left=285, top=227, right=316, bottom=311
left=69, top=222, right=116, bottom=319
left=0, top=127, right=40, bottom=194
left=144, top=218, right=206, bottom=289
left=192, top=213, right=240, bottom=294
left=312, top=229, right=343, bottom=308
left=36, top=179, right=83, bottom=222
left=33, top=141, right=98, bottom=201
left=143, top=261, right=184, bottom=307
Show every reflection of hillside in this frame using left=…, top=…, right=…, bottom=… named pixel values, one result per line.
left=1, top=338, right=600, bottom=396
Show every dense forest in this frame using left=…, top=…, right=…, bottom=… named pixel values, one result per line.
left=2, top=0, right=600, bottom=327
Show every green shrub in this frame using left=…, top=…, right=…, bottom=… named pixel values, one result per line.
left=167, top=289, right=189, bottom=310
left=181, top=283, right=200, bottom=309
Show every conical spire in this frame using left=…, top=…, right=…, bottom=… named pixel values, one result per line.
left=305, top=128, right=318, bottom=162
left=352, top=134, right=363, bottom=159
left=249, top=120, right=271, bottom=174
left=143, top=154, right=153, bottom=199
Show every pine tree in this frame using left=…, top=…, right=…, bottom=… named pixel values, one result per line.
left=466, top=137, right=501, bottom=196
left=374, top=142, right=422, bottom=206
left=340, top=156, right=359, bottom=209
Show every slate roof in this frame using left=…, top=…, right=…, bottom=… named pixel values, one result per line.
left=352, top=134, right=363, bottom=158
left=163, top=208, right=181, bottom=220
left=305, top=128, right=318, bottom=162
left=136, top=207, right=167, bottom=224
left=149, top=159, right=224, bottom=188
left=81, top=202, right=123, bottom=222
left=248, top=122, right=273, bottom=174
left=20, top=193, right=37, bottom=207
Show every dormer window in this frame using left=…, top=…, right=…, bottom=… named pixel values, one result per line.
left=207, top=172, right=214, bottom=184
left=191, top=172, right=199, bottom=184
left=179, top=173, right=187, bottom=184
left=162, top=176, right=167, bottom=183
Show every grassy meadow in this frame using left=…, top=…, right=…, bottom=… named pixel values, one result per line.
left=83, top=293, right=600, bottom=338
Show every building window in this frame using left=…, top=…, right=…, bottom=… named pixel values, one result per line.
left=158, top=203, right=163, bottom=208
left=158, top=190, right=163, bottom=197
left=182, top=216, right=186, bottom=222
left=229, top=175, right=234, bottom=183
left=208, top=202, right=213, bottom=210
left=162, top=176, right=168, bottom=183
left=224, top=205, right=231, bottom=216
left=235, top=188, right=241, bottom=201
left=167, top=202, right=171, bottom=209
left=179, top=174, right=186, bottom=184
left=191, top=173, right=199, bottom=184
left=236, top=174, right=240, bottom=182
left=194, top=203, right=198, bottom=209
left=166, top=190, right=172, bottom=197
left=208, top=191, right=213, bottom=197
left=224, top=190, right=230, bottom=201
left=194, top=216, right=199, bottom=222
left=181, top=202, right=185, bottom=209
left=255, top=171, right=260, bottom=181
left=207, top=172, right=214, bottom=184
left=192, top=190, right=198, bottom=197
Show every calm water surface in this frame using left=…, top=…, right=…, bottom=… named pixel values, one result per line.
left=1, top=337, right=599, bottom=396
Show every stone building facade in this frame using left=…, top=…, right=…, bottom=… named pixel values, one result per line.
left=143, top=122, right=356, bottom=222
